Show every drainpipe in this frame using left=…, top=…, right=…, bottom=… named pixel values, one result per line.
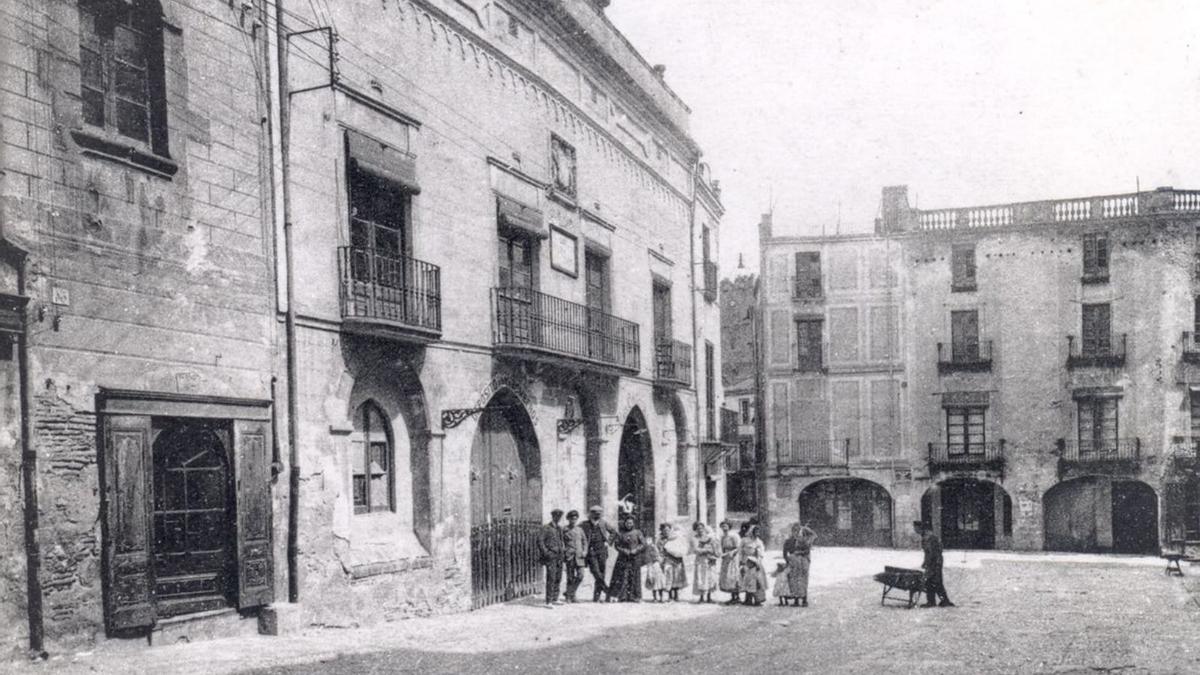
left=274, top=0, right=300, bottom=603
left=18, top=255, right=42, bottom=654
left=687, top=159, right=702, bottom=524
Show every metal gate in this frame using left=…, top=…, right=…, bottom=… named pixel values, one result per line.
left=470, top=518, right=542, bottom=609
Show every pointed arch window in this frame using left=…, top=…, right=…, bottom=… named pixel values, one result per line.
left=352, top=402, right=394, bottom=514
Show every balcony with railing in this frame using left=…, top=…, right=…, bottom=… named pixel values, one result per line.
left=1172, top=439, right=1200, bottom=469
left=937, top=340, right=993, bottom=374
left=1183, top=332, right=1200, bottom=365
left=702, top=260, right=718, bottom=303
left=1056, top=438, right=1141, bottom=474
left=914, top=187, right=1200, bottom=232
left=928, top=441, right=1005, bottom=472
left=338, top=246, right=442, bottom=342
left=776, top=438, right=854, bottom=469
left=492, top=287, right=640, bottom=373
left=793, top=278, right=824, bottom=302
left=1066, top=334, right=1126, bottom=369
left=654, top=339, right=692, bottom=388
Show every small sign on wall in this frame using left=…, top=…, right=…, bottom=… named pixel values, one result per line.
left=550, top=226, right=578, bottom=277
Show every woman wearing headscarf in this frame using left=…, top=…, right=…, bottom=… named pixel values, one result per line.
left=718, top=521, right=743, bottom=605
left=783, top=523, right=817, bottom=607
left=691, top=522, right=719, bottom=603
left=608, top=515, right=646, bottom=602
left=738, top=524, right=768, bottom=607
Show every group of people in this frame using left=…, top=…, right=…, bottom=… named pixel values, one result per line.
left=536, top=506, right=819, bottom=609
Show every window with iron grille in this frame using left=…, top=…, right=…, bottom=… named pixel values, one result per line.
left=951, top=244, right=976, bottom=291
left=78, top=0, right=168, bottom=155
left=946, top=407, right=985, bottom=455
left=1077, top=397, right=1118, bottom=453
left=1081, top=303, right=1112, bottom=355
left=794, top=252, right=822, bottom=298
left=1082, top=233, right=1109, bottom=281
left=795, top=318, right=823, bottom=371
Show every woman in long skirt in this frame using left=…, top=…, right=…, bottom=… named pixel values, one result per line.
left=659, top=523, right=688, bottom=601
left=608, top=516, right=645, bottom=602
left=691, top=522, right=719, bottom=603
left=717, top=521, right=742, bottom=604
left=783, top=523, right=817, bottom=607
left=738, top=524, right=768, bottom=607
left=644, top=532, right=667, bottom=602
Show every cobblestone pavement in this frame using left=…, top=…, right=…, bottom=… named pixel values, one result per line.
left=21, top=549, right=1200, bottom=674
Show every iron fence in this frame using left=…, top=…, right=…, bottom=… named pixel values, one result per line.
left=470, top=518, right=543, bottom=610
left=1066, top=334, right=1127, bottom=369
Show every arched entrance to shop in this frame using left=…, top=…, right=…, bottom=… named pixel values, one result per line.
left=668, top=396, right=689, bottom=519
left=1044, top=477, right=1158, bottom=554
left=921, top=478, right=1012, bottom=550
left=469, top=389, right=542, bottom=608
left=618, top=407, right=655, bottom=534
left=797, top=478, right=892, bottom=547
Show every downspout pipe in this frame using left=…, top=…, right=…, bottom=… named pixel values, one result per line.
left=18, top=255, right=42, bottom=655
left=274, top=0, right=301, bottom=603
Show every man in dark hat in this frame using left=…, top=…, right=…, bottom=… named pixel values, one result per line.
left=580, top=504, right=616, bottom=601
left=562, top=510, right=588, bottom=602
left=539, top=509, right=567, bottom=607
left=913, top=520, right=954, bottom=608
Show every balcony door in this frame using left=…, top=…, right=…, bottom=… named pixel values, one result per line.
left=652, top=281, right=673, bottom=375
left=1081, top=303, right=1111, bottom=356
left=950, top=310, right=979, bottom=362
left=498, top=234, right=536, bottom=344
left=348, top=161, right=411, bottom=322
left=585, top=250, right=611, bottom=361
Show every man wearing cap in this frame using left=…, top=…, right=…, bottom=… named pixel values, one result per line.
left=539, top=509, right=567, bottom=607
left=580, top=505, right=617, bottom=602
left=914, top=520, right=954, bottom=608
left=562, top=510, right=589, bottom=602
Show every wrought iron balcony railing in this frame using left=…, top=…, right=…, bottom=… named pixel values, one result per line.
left=338, top=246, right=441, bottom=338
left=1056, top=438, right=1141, bottom=464
left=654, top=339, right=692, bottom=387
left=793, top=280, right=824, bottom=301
left=1183, top=332, right=1200, bottom=365
left=937, top=340, right=993, bottom=374
left=928, top=441, right=1005, bottom=469
left=1066, top=334, right=1127, bottom=369
left=492, top=287, right=640, bottom=372
left=776, top=438, right=854, bottom=468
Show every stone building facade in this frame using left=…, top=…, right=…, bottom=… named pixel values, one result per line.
left=759, top=185, right=1200, bottom=553
left=0, top=0, right=725, bottom=656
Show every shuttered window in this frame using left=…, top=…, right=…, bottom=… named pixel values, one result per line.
left=946, top=407, right=985, bottom=455
left=795, top=318, right=823, bottom=372
left=1077, top=397, right=1118, bottom=453
left=1082, top=233, right=1109, bottom=281
left=1081, top=303, right=1112, bottom=356
left=951, top=244, right=976, bottom=290
left=950, top=310, right=980, bottom=362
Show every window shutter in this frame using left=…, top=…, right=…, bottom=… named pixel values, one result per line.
left=102, top=414, right=155, bottom=630
left=234, top=419, right=274, bottom=609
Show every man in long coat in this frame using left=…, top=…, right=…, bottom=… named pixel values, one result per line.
left=915, top=520, right=955, bottom=608
left=580, top=505, right=616, bottom=601
left=539, top=509, right=567, bottom=607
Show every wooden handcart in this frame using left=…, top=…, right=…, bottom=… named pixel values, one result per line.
left=873, top=566, right=925, bottom=608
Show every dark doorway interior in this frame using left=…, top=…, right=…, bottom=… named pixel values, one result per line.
left=797, top=479, right=892, bottom=547
left=618, top=408, right=655, bottom=534
left=936, top=479, right=998, bottom=550
left=1112, top=480, right=1158, bottom=554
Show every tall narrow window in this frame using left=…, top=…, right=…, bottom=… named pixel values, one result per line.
left=1191, top=392, right=1200, bottom=452
left=951, top=244, right=976, bottom=291
left=794, top=252, right=822, bottom=298
left=352, top=402, right=394, bottom=514
left=950, top=310, right=980, bottom=362
left=1077, top=397, right=1118, bottom=454
left=795, top=318, right=823, bottom=372
left=652, top=282, right=672, bottom=342
left=1081, top=303, right=1112, bottom=356
left=946, top=407, right=985, bottom=455
left=701, top=226, right=716, bottom=301
left=78, top=0, right=167, bottom=153
left=705, top=341, right=715, bottom=440
left=585, top=250, right=610, bottom=360
left=1082, top=233, right=1109, bottom=282
left=740, top=399, right=751, bottom=425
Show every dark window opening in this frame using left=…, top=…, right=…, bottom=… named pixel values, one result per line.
left=1082, top=233, right=1109, bottom=282
left=1077, top=397, right=1118, bottom=453
left=795, top=318, right=823, bottom=371
left=352, top=401, right=395, bottom=514
left=950, top=310, right=980, bottom=362
left=1081, top=303, right=1112, bottom=356
left=794, top=252, right=822, bottom=298
left=951, top=244, right=976, bottom=291
left=705, top=341, right=715, bottom=440
left=740, top=399, right=751, bottom=425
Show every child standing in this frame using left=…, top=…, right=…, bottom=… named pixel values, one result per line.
left=771, top=561, right=792, bottom=606
left=644, top=534, right=667, bottom=602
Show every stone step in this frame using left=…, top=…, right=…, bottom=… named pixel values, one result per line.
left=149, top=607, right=258, bottom=646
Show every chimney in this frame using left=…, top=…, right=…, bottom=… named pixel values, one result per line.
left=652, top=64, right=666, bottom=78
left=877, top=185, right=911, bottom=234
left=758, top=212, right=773, bottom=240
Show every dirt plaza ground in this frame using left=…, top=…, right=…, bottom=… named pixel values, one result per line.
left=19, top=548, right=1200, bottom=674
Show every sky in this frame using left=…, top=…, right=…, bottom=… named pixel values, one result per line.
left=607, top=0, right=1200, bottom=275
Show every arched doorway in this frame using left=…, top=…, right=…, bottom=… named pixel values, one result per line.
left=152, top=421, right=236, bottom=615
left=797, top=478, right=892, bottom=547
left=469, top=389, right=542, bottom=608
left=922, top=478, right=1012, bottom=550
left=618, top=407, right=655, bottom=533
left=1044, top=477, right=1158, bottom=554
left=669, top=396, right=689, bottom=519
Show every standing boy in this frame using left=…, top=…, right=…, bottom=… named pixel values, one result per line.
left=563, top=510, right=589, bottom=602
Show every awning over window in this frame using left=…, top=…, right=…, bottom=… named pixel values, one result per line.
left=497, top=194, right=547, bottom=239
left=346, top=129, right=420, bottom=194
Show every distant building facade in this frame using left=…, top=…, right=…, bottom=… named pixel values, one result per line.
left=759, top=186, right=1200, bottom=552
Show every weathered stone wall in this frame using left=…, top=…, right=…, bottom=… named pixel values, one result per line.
left=0, top=0, right=275, bottom=651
